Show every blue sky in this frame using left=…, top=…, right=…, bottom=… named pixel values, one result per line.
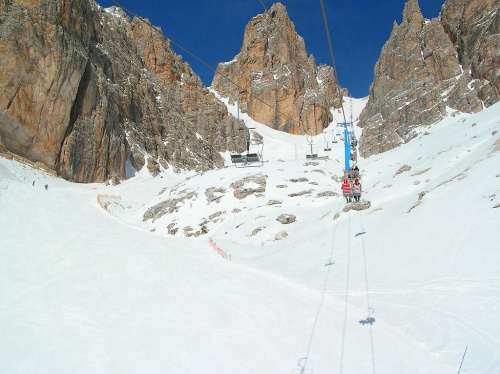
left=99, top=0, right=444, bottom=98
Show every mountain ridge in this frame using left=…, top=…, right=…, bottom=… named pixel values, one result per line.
left=358, top=0, right=500, bottom=157
left=0, top=0, right=246, bottom=183
left=1, top=0, right=499, bottom=183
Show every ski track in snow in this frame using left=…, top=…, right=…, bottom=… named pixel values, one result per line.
left=1, top=99, right=500, bottom=373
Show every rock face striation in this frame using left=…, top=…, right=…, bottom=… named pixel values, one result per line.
left=211, top=2, right=342, bottom=136
left=0, top=0, right=245, bottom=183
left=359, top=0, right=500, bottom=157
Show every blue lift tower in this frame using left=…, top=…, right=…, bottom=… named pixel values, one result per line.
left=338, top=120, right=355, bottom=173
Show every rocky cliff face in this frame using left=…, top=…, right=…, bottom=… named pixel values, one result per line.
left=440, top=0, right=500, bottom=106
left=211, top=3, right=342, bottom=136
left=0, top=0, right=244, bottom=183
left=359, top=0, right=499, bottom=157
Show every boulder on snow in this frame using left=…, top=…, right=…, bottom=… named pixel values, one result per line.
left=250, top=227, right=265, bottom=236
left=143, top=191, right=198, bottom=221
left=317, top=191, right=339, bottom=198
left=394, top=164, right=412, bottom=177
left=275, top=231, right=288, bottom=240
left=288, top=189, right=313, bottom=197
left=267, top=200, right=282, bottom=206
left=205, top=187, right=226, bottom=204
left=230, top=175, right=267, bottom=199
left=276, top=214, right=296, bottom=224
left=342, top=200, right=371, bottom=212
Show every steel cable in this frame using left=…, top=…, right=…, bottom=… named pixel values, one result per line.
left=359, top=210, right=377, bottom=374
left=298, top=200, right=343, bottom=373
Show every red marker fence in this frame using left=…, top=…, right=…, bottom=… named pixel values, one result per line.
left=97, top=194, right=122, bottom=211
left=209, top=238, right=231, bottom=261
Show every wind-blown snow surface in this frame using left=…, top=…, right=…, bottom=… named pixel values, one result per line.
left=1, top=99, right=499, bottom=373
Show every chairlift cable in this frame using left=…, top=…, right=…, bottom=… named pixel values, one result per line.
left=296, top=201, right=343, bottom=373
left=319, top=0, right=347, bottom=125
left=457, top=346, right=468, bottom=374
left=359, top=211, right=372, bottom=314
left=338, top=210, right=352, bottom=374
left=359, top=210, right=377, bottom=374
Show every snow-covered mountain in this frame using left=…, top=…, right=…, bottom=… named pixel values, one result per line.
left=211, top=2, right=342, bottom=136
left=1, top=98, right=499, bottom=373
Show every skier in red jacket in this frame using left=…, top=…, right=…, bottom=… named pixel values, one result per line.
left=341, top=179, right=352, bottom=203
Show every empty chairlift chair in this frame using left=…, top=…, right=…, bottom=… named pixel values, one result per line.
left=323, top=132, right=331, bottom=151
left=305, top=134, right=318, bottom=159
left=230, top=128, right=264, bottom=167
left=230, top=152, right=263, bottom=167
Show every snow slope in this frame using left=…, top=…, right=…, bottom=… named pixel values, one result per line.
left=1, top=99, right=499, bottom=373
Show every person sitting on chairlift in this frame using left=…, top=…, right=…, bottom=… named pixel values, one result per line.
left=352, top=179, right=361, bottom=202
left=353, top=165, right=359, bottom=178
left=341, top=179, right=353, bottom=203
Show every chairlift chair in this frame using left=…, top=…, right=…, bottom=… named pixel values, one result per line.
left=306, top=143, right=318, bottom=159
left=305, top=133, right=318, bottom=159
left=230, top=152, right=263, bottom=167
left=336, top=125, right=344, bottom=141
left=306, top=149, right=318, bottom=159
left=230, top=127, right=264, bottom=167
left=323, top=132, right=331, bottom=151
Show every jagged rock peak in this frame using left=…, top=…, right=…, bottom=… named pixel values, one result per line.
left=211, top=2, right=342, bottom=136
left=402, top=0, right=424, bottom=29
left=239, top=2, right=309, bottom=72
left=358, top=0, right=498, bottom=158
left=254, top=2, right=306, bottom=63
